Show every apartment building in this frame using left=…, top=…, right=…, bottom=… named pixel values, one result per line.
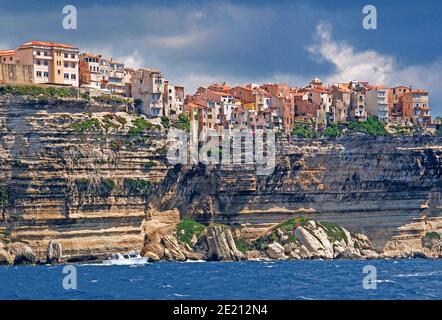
left=365, top=86, right=389, bottom=123
left=14, top=41, right=79, bottom=86
left=388, top=85, right=412, bottom=118
left=330, top=86, right=350, bottom=123
left=164, top=81, right=185, bottom=118
left=131, top=68, right=165, bottom=117
left=79, top=52, right=101, bottom=90
left=0, top=50, right=16, bottom=64
left=402, top=89, right=431, bottom=125
left=349, top=82, right=368, bottom=121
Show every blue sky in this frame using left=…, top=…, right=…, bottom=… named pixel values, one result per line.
left=1, top=0, right=442, bottom=115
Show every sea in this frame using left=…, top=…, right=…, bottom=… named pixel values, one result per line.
left=1, top=259, right=441, bottom=300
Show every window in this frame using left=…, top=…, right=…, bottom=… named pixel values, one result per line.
left=57, top=70, right=61, bottom=75
left=44, top=60, right=48, bottom=66
left=64, top=73, right=69, bottom=79
left=36, top=60, right=41, bottom=65
left=44, top=72, right=49, bottom=77
left=44, top=51, right=48, bottom=56
left=64, top=62, right=68, bottom=68
left=36, top=71, right=42, bottom=77
left=71, top=74, right=76, bottom=80
left=64, top=53, right=68, bottom=58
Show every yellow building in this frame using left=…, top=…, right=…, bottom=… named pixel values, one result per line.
left=13, top=41, right=79, bottom=87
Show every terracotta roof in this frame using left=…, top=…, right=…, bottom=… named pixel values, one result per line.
left=0, top=50, right=15, bottom=56
left=20, top=41, right=78, bottom=49
left=408, top=89, right=429, bottom=94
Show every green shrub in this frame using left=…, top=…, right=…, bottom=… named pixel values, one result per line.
left=291, top=122, right=317, bottom=138
left=123, top=178, right=152, bottom=196
left=425, top=231, right=441, bottom=240
left=172, top=113, right=190, bottom=131
left=75, top=178, right=92, bottom=194
left=323, top=124, right=342, bottom=138
left=235, top=238, right=255, bottom=253
left=320, top=221, right=347, bottom=243
left=69, top=118, right=101, bottom=132
left=0, top=85, right=78, bottom=98
left=98, top=178, right=116, bottom=197
left=161, top=116, right=170, bottom=129
left=143, top=160, right=156, bottom=170
left=347, top=116, right=388, bottom=136
left=176, top=219, right=206, bottom=246
left=127, top=117, right=156, bottom=135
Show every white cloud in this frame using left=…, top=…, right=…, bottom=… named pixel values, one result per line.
left=308, top=22, right=395, bottom=84
left=308, top=22, right=442, bottom=114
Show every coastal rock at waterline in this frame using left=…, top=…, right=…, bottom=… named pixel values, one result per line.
left=204, top=226, right=244, bottom=261
left=0, top=248, right=13, bottom=265
left=298, top=245, right=313, bottom=259
left=294, top=226, right=327, bottom=258
left=7, top=243, right=36, bottom=265
left=335, top=250, right=362, bottom=260
left=142, top=232, right=165, bottom=259
left=245, top=250, right=262, bottom=260
left=47, top=240, right=62, bottom=264
left=266, top=242, right=287, bottom=260
left=161, top=235, right=186, bottom=261
left=143, top=251, right=161, bottom=262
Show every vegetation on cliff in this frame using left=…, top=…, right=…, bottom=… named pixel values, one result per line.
left=176, top=219, right=206, bottom=246
left=0, top=85, right=78, bottom=98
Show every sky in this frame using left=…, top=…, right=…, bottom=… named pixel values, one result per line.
left=1, top=0, right=442, bottom=115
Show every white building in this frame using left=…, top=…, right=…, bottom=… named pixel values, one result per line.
left=366, top=87, right=389, bottom=122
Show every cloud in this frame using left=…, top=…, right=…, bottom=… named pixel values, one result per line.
left=308, top=22, right=442, bottom=115
left=308, top=22, right=395, bottom=84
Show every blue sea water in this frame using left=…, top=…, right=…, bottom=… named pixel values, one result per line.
left=0, top=259, right=441, bottom=300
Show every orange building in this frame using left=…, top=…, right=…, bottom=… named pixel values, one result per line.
left=402, top=89, right=431, bottom=125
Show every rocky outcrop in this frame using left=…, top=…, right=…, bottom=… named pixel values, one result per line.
left=47, top=240, right=62, bottom=264
left=7, top=242, right=36, bottom=265
left=197, top=226, right=244, bottom=261
left=383, top=216, right=442, bottom=258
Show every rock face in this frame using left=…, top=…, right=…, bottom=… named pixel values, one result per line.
left=1, top=95, right=442, bottom=263
left=266, top=242, right=286, bottom=260
left=0, top=96, right=169, bottom=263
left=200, top=226, right=244, bottom=261
left=7, top=242, right=36, bottom=265
left=383, top=217, right=442, bottom=258
left=47, top=240, right=62, bottom=264
left=154, top=135, right=442, bottom=251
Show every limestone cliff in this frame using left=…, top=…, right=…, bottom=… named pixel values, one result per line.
left=0, top=95, right=442, bottom=263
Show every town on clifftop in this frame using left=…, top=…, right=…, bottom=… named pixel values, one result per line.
left=0, top=40, right=440, bottom=138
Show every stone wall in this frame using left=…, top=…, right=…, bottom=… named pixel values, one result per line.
left=0, top=63, right=34, bottom=84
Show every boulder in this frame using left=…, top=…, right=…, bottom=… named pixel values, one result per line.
left=143, top=251, right=161, bottom=262
left=360, top=249, right=379, bottom=259
left=288, top=251, right=301, bottom=260
left=183, top=251, right=206, bottom=261
left=283, top=243, right=294, bottom=254
left=0, top=248, right=13, bottom=265
left=298, top=245, right=313, bottom=259
left=245, top=250, right=262, bottom=260
left=336, top=250, right=362, bottom=260
left=47, top=240, right=62, bottom=264
left=294, top=226, right=328, bottom=258
left=204, top=226, right=244, bottom=261
left=8, top=243, right=36, bottom=265
left=142, top=232, right=165, bottom=259
left=161, top=235, right=186, bottom=261
left=266, top=242, right=287, bottom=260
